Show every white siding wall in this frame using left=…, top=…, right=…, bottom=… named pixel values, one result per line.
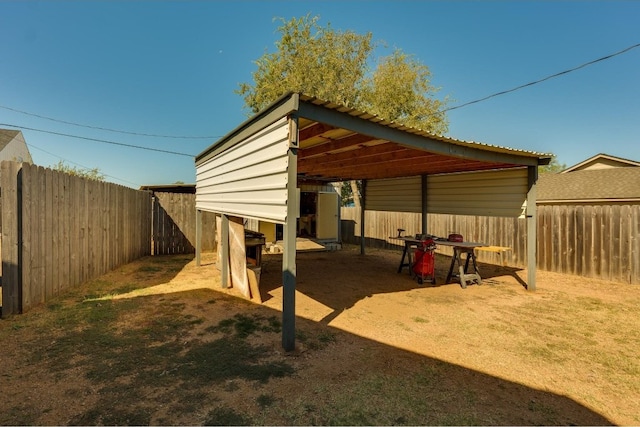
left=366, top=176, right=422, bottom=212
left=365, top=168, right=529, bottom=217
left=427, top=168, right=528, bottom=217
left=196, top=117, right=291, bottom=223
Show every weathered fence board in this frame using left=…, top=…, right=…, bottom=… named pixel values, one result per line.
left=1, top=162, right=21, bottom=314
left=151, top=192, right=216, bottom=255
left=341, top=205, right=640, bottom=284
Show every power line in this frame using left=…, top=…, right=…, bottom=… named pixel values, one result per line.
left=28, top=143, right=141, bottom=187
left=0, top=104, right=220, bottom=139
left=443, top=42, right=640, bottom=113
left=0, top=123, right=195, bottom=157
left=3, top=42, right=637, bottom=151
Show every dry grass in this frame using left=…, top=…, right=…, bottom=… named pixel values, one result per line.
left=0, top=246, right=639, bottom=425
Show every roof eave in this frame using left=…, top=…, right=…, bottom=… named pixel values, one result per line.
left=538, top=198, right=640, bottom=204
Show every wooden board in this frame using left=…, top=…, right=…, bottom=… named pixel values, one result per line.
left=229, top=221, right=250, bottom=299
left=247, top=267, right=262, bottom=303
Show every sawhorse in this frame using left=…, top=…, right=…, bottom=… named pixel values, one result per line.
left=446, top=246, right=482, bottom=289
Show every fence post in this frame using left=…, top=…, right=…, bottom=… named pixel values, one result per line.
left=195, top=208, right=202, bottom=266
left=526, top=165, right=538, bottom=291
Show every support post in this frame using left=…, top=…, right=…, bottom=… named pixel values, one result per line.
left=526, top=165, right=538, bottom=291
left=421, top=174, right=428, bottom=235
left=195, top=209, right=202, bottom=266
left=212, top=213, right=218, bottom=253
left=282, top=116, right=299, bottom=352
left=360, top=179, right=367, bottom=255
left=221, top=214, right=230, bottom=288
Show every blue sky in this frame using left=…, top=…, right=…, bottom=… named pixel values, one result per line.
left=1, top=1, right=638, bottom=188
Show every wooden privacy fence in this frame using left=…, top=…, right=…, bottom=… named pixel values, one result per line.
left=341, top=205, right=640, bottom=285
left=152, top=192, right=216, bottom=255
left=1, top=161, right=153, bottom=315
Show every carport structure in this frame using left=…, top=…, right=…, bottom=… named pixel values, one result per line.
left=195, top=92, right=552, bottom=351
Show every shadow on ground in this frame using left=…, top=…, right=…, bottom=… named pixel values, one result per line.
left=0, top=250, right=616, bottom=426
left=258, top=247, right=526, bottom=323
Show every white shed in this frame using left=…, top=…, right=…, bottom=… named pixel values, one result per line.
left=195, top=93, right=551, bottom=351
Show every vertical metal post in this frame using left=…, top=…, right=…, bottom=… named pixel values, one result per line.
left=282, top=116, right=299, bottom=352
left=526, top=165, right=538, bottom=291
left=421, top=174, right=428, bottom=235
left=221, top=214, right=229, bottom=288
left=360, top=180, right=367, bottom=255
left=195, top=209, right=202, bottom=266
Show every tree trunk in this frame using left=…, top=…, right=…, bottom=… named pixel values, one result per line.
left=350, top=180, right=361, bottom=208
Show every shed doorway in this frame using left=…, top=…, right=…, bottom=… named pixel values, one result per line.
left=316, top=192, right=339, bottom=240
left=297, top=191, right=339, bottom=240
left=275, top=190, right=340, bottom=241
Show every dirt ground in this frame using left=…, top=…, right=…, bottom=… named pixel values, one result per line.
left=1, top=243, right=639, bottom=425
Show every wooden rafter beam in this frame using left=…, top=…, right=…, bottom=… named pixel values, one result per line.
left=300, top=144, right=411, bottom=167
left=298, top=122, right=336, bottom=140
left=299, top=133, right=378, bottom=158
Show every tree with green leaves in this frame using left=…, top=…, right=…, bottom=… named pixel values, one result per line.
left=51, top=160, right=105, bottom=181
left=237, top=15, right=372, bottom=113
left=236, top=14, right=450, bottom=205
left=538, top=155, right=566, bottom=174
left=237, top=15, right=448, bottom=133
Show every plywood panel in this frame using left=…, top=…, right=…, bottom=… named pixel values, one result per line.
left=229, top=220, right=249, bottom=299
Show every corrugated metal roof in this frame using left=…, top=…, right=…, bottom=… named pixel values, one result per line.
left=197, top=92, right=552, bottom=182
left=297, top=94, right=552, bottom=159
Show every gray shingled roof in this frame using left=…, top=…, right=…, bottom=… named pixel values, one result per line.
left=538, top=167, right=640, bottom=201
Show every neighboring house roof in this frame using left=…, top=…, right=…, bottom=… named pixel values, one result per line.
left=562, top=153, right=640, bottom=173
left=538, top=167, right=640, bottom=203
left=0, top=128, right=34, bottom=164
left=0, top=129, right=21, bottom=150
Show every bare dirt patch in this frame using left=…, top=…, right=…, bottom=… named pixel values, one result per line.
left=1, top=244, right=638, bottom=425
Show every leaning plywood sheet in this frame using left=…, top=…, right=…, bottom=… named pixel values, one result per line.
left=229, top=221, right=250, bottom=299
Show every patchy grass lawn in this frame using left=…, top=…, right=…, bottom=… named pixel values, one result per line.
left=0, top=246, right=638, bottom=425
